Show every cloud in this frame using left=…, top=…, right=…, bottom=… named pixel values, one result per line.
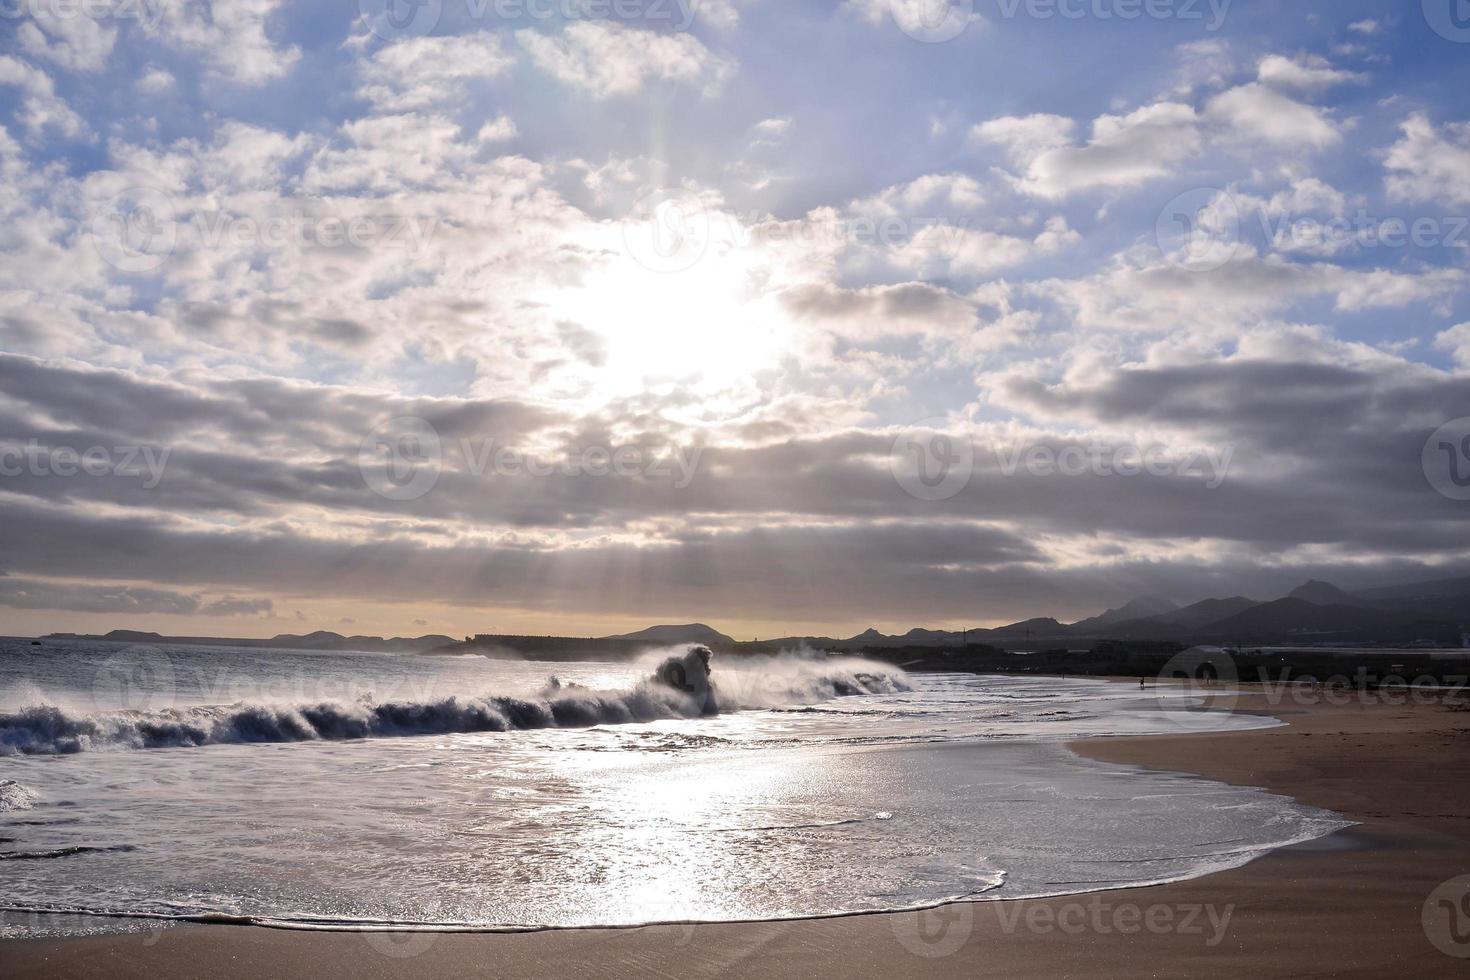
left=517, top=22, right=734, bottom=98
left=477, top=114, right=519, bottom=143
left=846, top=0, right=988, bottom=36
left=357, top=33, right=517, bottom=112
left=147, top=0, right=301, bottom=85
left=973, top=104, right=1200, bottom=199
left=1204, top=83, right=1342, bottom=149
left=1436, top=323, right=1470, bottom=368
left=1256, top=53, right=1366, bottom=93
left=0, top=57, right=86, bottom=139
left=1384, top=113, right=1470, bottom=205
left=137, top=66, right=177, bottom=94
left=974, top=63, right=1349, bottom=199
left=16, top=2, right=118, bottom=72
left=0, top=577, right=271, bottom=617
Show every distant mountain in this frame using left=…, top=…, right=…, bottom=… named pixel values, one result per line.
left=1202, top=598, right=1457, bottom=643
left=1071, top=596, right=1179, bottom=631
left=603, top=624, right=736, bottom=646
left=989, top=618, right=1068, bottom=639
left=1149, top=596, right=1262, bottom=629
left=1356, top=575, right=1470, bottom=602
left=897, top=627, right=970, bottom=646
left=1288, top=580, right=1358, bottom=606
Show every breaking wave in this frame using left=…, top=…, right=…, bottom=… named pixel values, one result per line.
left=0, top=650, right=910, bottom=756
left=0, top=780, right=39, bottom=811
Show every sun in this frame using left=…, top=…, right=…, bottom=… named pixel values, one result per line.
left=540, top=211, right=795, bottom=422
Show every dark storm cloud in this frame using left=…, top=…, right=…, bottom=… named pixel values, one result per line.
left=0, top=577, right=273, bottom=617
left=3, top=350, right=1468, bottom=624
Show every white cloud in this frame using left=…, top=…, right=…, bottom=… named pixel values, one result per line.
left=477, top=114, right=519, bottom=143
left=973, top=104, right=1199, bottom=199
left=846, top=0, right=988, bottom=36
left=751, top=117, right=792, bottom=145
left=357, top=34, right=517, bottom=112
left=16, top=3, right=118, bottom=72
left=1436, top=323, right=1470, bottom=368
left=1385, top=113, right=1470, bottom=205
left=1205, top=83, right=1342, bottom=149
left=975, top=58, right=1349, bottom=200
left=137, top=66, right=177, bottom=94
left=517, top=22, right=734, bottom=99
left=148, top=0, right=301, bottom=85
left=1045, top=249, right=1466, bottom=335
left=697, top=0, right=745, bottom=30
left=859, top=173, right=986, bottom=215
left=0, top=57, right=86, bottom=139
left=1257, top=54, right=1366, bottom=93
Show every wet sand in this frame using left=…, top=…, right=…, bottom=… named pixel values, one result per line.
left=5, top=690, right=1469, bottom=979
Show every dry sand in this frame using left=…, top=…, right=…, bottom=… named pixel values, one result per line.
left=5, top=689, right=1469, bottom=979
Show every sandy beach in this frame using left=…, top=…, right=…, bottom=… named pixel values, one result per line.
left=5, top=688, right=1468, bottom=980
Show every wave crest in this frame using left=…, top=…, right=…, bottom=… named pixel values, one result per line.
left=0, top=651, right=910, bottom=756
left=0, top=780, right=39, bottom=810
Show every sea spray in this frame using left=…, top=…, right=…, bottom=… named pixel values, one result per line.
left=0, top=780, right=39, bottom=811
left=0, top=648, right=910, bottom=755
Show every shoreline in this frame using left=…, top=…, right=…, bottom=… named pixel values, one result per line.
left=4, top=692, right=1469, bottom=978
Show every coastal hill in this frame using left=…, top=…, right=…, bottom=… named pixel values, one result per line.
left=603, top=624, right=735, bottom=645
left=38, top=574, right=1470, bottom=657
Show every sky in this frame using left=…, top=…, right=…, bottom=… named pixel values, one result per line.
left=2, top=0, right=1470, bottom=640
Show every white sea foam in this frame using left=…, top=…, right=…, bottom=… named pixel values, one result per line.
left=0, top=780, right=38, bottom=811
left=0, top=649, right=910, bottom=755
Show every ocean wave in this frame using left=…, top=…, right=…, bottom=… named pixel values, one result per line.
left=0, top=652, right=910, bottom=756
left=0, top=781, right=39, bottom=811
left=0, top=844, right=136, bottom=861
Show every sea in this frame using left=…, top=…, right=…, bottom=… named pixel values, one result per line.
left=0, top=638, right=1351, bottom=937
